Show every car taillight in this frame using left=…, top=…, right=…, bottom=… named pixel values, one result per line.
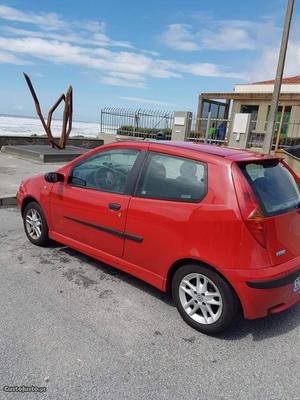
left=232, top=163, right=267, bottom=248
left=245, top=207, right=267, bottom=248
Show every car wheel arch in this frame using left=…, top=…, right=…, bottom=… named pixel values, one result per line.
left=21, top=196, right=40, bottom=216
left=166, top=258, right=242, bottom=314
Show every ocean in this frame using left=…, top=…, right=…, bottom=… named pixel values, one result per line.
left=0, top=115, right=102, bottom=138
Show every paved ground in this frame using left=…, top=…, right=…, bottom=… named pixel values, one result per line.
left=0, top=207, right=300, bottom=399
left=0, top=153, right=64, bottom=198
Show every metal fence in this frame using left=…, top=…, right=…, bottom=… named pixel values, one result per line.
left=100, top=107, right=174, bottom=139
left=187, top=114, right=300, bottom=149
left=247, top=120, right=300, bottom=149
left=100, top=107, right=300, bottom=149
left=186, top=114, right=231, bottom=145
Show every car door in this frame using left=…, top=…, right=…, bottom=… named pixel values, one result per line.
left=50, top=147, right=141, bottom=258
left=123, top=149, right=208, bottom=279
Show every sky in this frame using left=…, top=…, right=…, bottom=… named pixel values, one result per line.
left=0, top=0, right=300, bottom=122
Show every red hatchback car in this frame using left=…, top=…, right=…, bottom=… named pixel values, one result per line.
left=17, top=141, right=300, bottom=334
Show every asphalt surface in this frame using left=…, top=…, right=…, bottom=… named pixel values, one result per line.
left=0, top=207, right=300, bottom=400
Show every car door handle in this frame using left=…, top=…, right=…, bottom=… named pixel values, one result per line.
left=108, top=203, right=121, bottom=211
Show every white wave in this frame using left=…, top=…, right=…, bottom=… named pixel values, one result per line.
left=0, top=115, right=104, bottom=137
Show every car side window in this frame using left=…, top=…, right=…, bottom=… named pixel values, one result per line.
left=136, top=153, right=207, bottom=202
left=68, top=149, right=139, bottom=194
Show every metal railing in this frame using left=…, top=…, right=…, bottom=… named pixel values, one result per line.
left=100, top=107, right=174, bottom=139
left=247, top=131, right=265, bottom=148
left=99, top=107, right=300, bottom=149
left=247, top=120, right=300, bottom=149
left=186, top=114, right=231, bottom=145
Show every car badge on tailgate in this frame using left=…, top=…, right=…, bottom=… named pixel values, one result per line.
left=276, top=249, right=287, bottom=257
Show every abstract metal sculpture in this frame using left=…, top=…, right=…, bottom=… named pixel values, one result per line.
left=23, top=73, right=73, bottom=149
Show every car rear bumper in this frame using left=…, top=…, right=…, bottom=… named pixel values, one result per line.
left=223, top=255, right=300, bottom=319
left=246, top=268, right=300, bottom=289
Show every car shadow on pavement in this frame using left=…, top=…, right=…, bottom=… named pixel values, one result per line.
left=60, top=246, right=174, bottom=306
left=47, top=240, right=68, bottom=249
left=217, top=304, right=300, bottom=341
left=57, top=245, right=300, bottom=340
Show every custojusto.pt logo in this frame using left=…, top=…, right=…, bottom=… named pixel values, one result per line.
left=3, top=385, right=47, bottom=393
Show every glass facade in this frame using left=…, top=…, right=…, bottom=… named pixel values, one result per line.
left=264, top=106, right=292, bottom=136
left=240, top=105, right=259, bottom=130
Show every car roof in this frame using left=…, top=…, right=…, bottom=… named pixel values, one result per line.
left=147, top=141, right=278, bottom=162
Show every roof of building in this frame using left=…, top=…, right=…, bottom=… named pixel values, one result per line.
left=252, top=76, right=300, bottom=85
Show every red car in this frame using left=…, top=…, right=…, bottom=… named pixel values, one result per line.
left=17, top=141, right=300, bottom=334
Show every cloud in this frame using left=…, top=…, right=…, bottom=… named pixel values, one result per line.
left=0, top=33, right=243, bottom=83
left=141, top=49, right=160, bottom=56
left=0, top=49, right=29, bottom=65
left=100, top=77, right=147, bottom=89
left=0, top=5, right=244, bottom=88
left=0, top=5, right=65, bottom=30
left=160, top=19, right=279, bottom=52
left=249, top=41, right=300, bottom=82
left=159, top=15, right=298, bottom=83
left=240, top=16, right=300, bottom=81
left=108, top=71, right=146, bottom=81
left=161, top=24, right=199, bottom=51
left=200, top=23, right=255, bottom=51
left=0, top=36, right=177, bottom=79
left=175, top=62, right=247, bottom=79
left=2, top=22, right=132, bottom=49
left=118, top=96, right=176, bottom=106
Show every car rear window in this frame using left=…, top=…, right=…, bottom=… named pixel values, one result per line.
left=238, top=160, right=300, bottom=216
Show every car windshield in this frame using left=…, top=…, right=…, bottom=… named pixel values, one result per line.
left=239, top=160, right=300, bottom=216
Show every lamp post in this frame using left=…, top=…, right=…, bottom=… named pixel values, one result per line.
left=263, top=0, right=295, bottom=154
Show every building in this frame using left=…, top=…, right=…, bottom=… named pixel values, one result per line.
left=196, top=76, right=300, bottom=142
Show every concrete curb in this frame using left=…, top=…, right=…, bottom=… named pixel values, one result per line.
left=0, top=196, right=17, bottom=207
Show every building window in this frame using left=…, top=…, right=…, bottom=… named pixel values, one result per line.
left=264, top=106, right=291, bottom=136
left=240, top=105, right=259, bottom=130
left=202, top=100, right=226, bottom=119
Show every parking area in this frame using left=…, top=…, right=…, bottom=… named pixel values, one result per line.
left=0, top=152, right=64, bottom=199
left=0, top=206, right=300, bottom=400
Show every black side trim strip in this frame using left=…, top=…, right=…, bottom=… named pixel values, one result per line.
left=64, top=216, right=143, bottom=243
left=246, top=268, right=300, bottom=289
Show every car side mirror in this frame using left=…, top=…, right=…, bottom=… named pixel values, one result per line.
left=44, top=172, right=65, bottom=183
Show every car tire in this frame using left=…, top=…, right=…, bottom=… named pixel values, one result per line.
left=172, top=264, right=238, bottom=335
left=23, top=201, right=49, bottom=247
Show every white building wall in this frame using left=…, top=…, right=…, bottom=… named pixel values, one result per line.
left=234, top=84, right=300, bottom=94
left=289, top=105, right=300, bottom=137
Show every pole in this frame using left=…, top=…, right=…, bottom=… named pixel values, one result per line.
left=275, top=106, right=286, bottom=151
left=263, top=0, right=294, bottom=154
left=100, top=109, right=103, bottom=134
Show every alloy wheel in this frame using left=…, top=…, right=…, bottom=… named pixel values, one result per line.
left=25, top=208, right=43, bottom=240
left=178, top=273, right=223, bottom=325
